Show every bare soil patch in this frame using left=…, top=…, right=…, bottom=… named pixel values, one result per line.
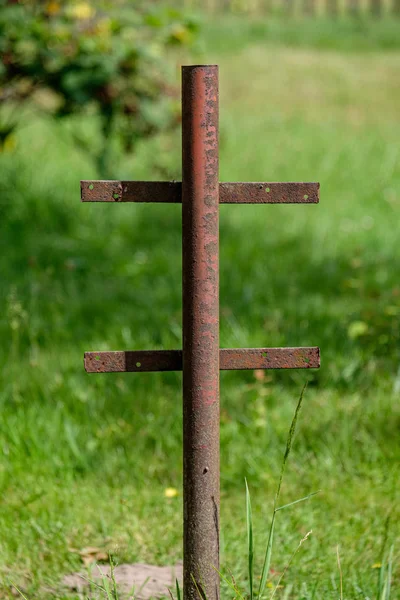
left=63, top=562, right=183, bottom=599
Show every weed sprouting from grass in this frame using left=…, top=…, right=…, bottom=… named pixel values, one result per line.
left=69, top=557, right=125, bottom=600
left=257, top=383, right=320, bottom=600
left=109, top=559, right=119, bottom=600
left=76, top=571, right=109, bottom=596
left=215, top=384, right=320, bottom=600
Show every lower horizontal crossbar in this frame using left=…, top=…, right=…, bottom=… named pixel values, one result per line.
left=84, top=347, right=320, bottom=373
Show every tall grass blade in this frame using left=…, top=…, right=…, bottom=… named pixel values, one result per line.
left=191, top=573, right=208, bottom=600
left=378, top=561, right=385, bottom=600
left=276, top=490, right=321, bottom=512
left=212, top=566, right=245, bottom=600
left=176, top=578, right=182, bottom=600
left=258, top=384, right=307, bottom=600
left=227, top=566, right=245, bottom=600
left=95, top=557, right=119, bottom=599
left=384, top=545, right=393, bottom=600
left=270, top=531, right=312, bottom=600
left=10, top=584, right=29, bottom=600
left=168, top=588, right=174, bottom=600
left=377, top=546, right=394, bottom=600
left=377, top=516, right=391, bottom=600
left=257, top=513, right=275, bottom=600
left=98, top=572, right=113, bottom=600
left=246, top=478, right=254, bottom=600
left=310, top=579, right=320, bottom=599
left=275, top=383, right=307, bottom=505
left=77, top=573, right=107, bottom=593
left=380, top=578, right=388, bottom=600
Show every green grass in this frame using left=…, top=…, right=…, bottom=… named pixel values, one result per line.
left=196, top=15, right=400, bottom=53
left=1, top=16, right=400, bottom=600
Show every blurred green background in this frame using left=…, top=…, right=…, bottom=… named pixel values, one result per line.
left=0, top=1, right=399, bottom=599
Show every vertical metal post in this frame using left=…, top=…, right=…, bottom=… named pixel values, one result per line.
left=182, top=65, right=220, bottom=600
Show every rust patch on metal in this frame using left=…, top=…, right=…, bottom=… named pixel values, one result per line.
left=80, top=180, right=181, bottom=203
left=84, top=350, right=182, bottom=373
left=85, top=347, right=320, bottom=373
left=220, top=182, right=319, bottom=204
left=221, top=346, right=320, bottom=369
left=81, top=181, right=319, bottom=204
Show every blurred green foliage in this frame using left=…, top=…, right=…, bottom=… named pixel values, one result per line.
left=0, top=0, right=198, bottom=175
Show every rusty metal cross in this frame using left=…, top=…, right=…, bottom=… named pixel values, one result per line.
left=81, top=65, right=320, bottom=600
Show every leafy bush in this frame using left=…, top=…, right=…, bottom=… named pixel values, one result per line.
left=0, top=0, right=198, bottom=175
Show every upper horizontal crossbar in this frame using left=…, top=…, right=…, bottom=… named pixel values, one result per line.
left=81, top=181, right=319, bottom=204
left=84, top=347, right=320, bottom=373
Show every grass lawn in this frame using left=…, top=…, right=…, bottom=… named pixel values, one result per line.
left=0, top=16, right=399, bottom=600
